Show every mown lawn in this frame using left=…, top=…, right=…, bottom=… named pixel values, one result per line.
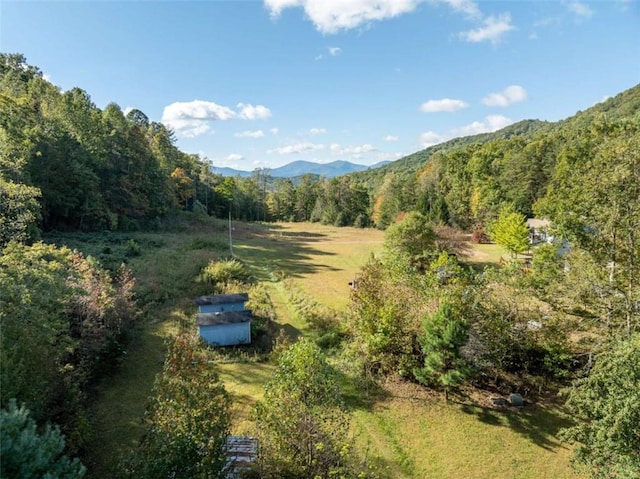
left=350, top=380, right=578, bottom=479
left=234, top=222, right=385, bottom=311
left=78, top=220, right=580, bottom=479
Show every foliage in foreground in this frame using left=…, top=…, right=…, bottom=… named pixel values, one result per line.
left=0, top=241, right=136, bottom=450
left=254, top=338, right=358, bottom=478
left=0, top=399, right=86, bottom=479
left=561, top=334, right=640, bottom=479
left=124, top=334, right=231, bottom=479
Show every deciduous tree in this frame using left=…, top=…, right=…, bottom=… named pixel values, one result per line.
left=254, top=339, right=353, bottom=478
left=125, top=334, right=231, bottom=479
left=488, top=204, right=530, bottom=258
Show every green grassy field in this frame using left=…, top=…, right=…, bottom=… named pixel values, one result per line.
left=78, top=220, right=580, bottom=479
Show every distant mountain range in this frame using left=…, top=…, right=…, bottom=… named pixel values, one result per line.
left=211, top=160, right=392, bottom=179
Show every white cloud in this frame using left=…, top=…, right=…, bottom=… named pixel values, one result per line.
left=235, top=129, right=265, bottom=138
left=123, top=106, right=134, bottom=116
left=309, top=127, right=327, bottom=135
left=383, top=135, right=399, bottom=142
left=316, top=46, right=342, bottom=60
left=442, top=0, right=481, bottom=19
left=419, top=131, right=445, bottom=148
left=460, top=13, right=514, bottom=44
left=265, top=0, right=303, bottom=18
left=330, top=143, right=376, bottom=155
left=567, top=1, right=594, bottom=18
left=264, top=0, right=425, bottom=34
left=225, top=153, right=245, bottom=162
left=270, top=127, right=280, bottom=135
left=453, top=114, right=513, bottom=136
left=534, top=16, right=560, bottom=28
left=269, top=142, right=326, bottom=154
left=420, top=98, right=469, bottom=113
left=482, top=85, right=528, bottom=107
left=237, top=103, right=272, bottom=120
left=162, top=100, right=236, bottom=137
left=162, top=100, right=272, bottom=137
left=42, top=73, right=53, bottom=83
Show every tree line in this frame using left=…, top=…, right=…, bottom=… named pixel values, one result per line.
left=0, top=53, right=374, bottom=245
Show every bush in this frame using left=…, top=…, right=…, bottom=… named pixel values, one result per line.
left=123, top=335, right=230, bottom=479
left=198, top=258, right=252, bottom=290
left=354, top=213, right=369, bottom=228
left=125, top=239, right=141, bottom=257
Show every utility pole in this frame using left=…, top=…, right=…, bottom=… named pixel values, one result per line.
left=228, top=209, right=234, bottom=257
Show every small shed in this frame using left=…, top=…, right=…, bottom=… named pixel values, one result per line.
left=196, top=293, right=249, bottom=314
left=197, top=310, right=252, bottom=346
left=225, top=436, right=259, bottom=478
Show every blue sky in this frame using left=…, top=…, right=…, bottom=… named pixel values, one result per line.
left=2, top=0, right=639, bottom=170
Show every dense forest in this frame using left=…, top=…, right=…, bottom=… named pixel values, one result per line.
left=1, top=53, right=639, bottom=479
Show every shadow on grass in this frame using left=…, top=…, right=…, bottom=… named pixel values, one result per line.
left=84, top=322, right=169, bottom=478
left=273, top=230, right=328, bottom=239
left=233, top=224, right=342, bottom=280
left=337, top=369, right=390, bottom=413
left=457, top=401, right=573, bottom=451
left=276, top=322, right=304, bottom=340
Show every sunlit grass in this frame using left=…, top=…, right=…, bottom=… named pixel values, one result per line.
left=234, top=222, right=385, bottom=311
left=351, top=381, right=579, bottom=479
left=217, top=362, right=275, bottom=434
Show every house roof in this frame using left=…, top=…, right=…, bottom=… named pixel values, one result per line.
left=195, top=293, right=249, bottom=306
left=225, top=436, right=258, bottom=477
left=196, top=310, right=252, bottom=326
left=526, top=218, right=550, bottom=229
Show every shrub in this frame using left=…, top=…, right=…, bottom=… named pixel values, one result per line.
left=125, top=239, right=141, bottom=257
left=198, top=258, right=252, bottom=290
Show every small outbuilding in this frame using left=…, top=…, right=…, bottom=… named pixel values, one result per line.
left=196, top=293, right=249, bottom=313
left=224, top=436, right=259, bottom=478
left=526, top=218, right=551, bottom=245
left=195, top=294, right=252, bottom=346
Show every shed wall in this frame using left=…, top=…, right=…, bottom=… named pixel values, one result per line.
left=198, top=322, right=251, bottom=346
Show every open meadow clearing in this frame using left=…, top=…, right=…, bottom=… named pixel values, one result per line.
left=79, top=220, right=580, bottom=479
